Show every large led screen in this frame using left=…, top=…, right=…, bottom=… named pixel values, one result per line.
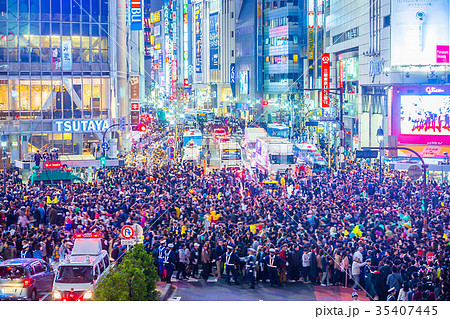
left=400, top=95, right=450, bottom=136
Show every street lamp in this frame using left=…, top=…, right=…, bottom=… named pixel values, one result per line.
left=1, top=133, right=8, bottom=194
left=376, top=126, right=384, bottom=184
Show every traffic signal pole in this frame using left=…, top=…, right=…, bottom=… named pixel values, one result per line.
left=296, top=87, right=345, bottom=169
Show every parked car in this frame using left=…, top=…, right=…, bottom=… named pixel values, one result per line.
left=0, top=258, right=55, bottom=301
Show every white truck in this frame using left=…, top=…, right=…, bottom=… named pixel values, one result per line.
left=218, top=141, right=242, bottom=169
left=255, top=137, right=296, bottom=175
left=242, top=128, right=268, bottom=168
left=182, top=142, right=202, bottom=165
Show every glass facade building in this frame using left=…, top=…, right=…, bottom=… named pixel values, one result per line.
left=0, top=0, right=116, bottom=157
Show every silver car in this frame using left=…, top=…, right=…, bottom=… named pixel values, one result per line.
left=0, top=258, right=55, bottom=301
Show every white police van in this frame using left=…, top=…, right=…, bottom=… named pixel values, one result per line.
left=52, top=234, right=110, bottom=301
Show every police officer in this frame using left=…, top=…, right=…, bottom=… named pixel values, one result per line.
left=164, top=243, right=177, bottom=283
left=387, top=287, right=396, bottom=301
left=262, top=248, right=287, bottom=287
left=215, top=245, right=240, bottom=285
left=244, top=248, right=257, bottom=289
left=158, top=240, right=167, bottom=281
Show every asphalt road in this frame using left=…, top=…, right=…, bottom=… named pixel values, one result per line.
left=168, top=278, right=370, bottom=301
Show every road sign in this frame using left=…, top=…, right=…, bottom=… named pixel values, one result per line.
left=407, top=165, right=422, bottom=181
left=355, top=150, right=378, bottom=159
left=339, top=146, right=344, bottom=154
left=121, top=239, right=137, bottom=246
left=121, top=225, right=135, bottom=239
left=168, top=153, right=174, bottom=159
left=168, top=137, right=174, bottom=145
left=305, top=121, right=319, bottom=127
left=339, top=154, right=345, bottom=161
left=319, top=117, right=335, bottom=122
left=101, top=142, right=109, bottom=150
left=169, top=146, right=175, bottom=153
left=133, top=224, right=144, bottom=244
left=339, top=130, right=345, bottom=139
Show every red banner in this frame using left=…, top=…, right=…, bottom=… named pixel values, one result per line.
left=321, top=53, right=330, bottom=107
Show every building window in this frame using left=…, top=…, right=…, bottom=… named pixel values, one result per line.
left=231, top=12, right=234, bottom=18
left=231, top=31, right=234, bottom=38
left=280, top=1, right=286, bottom=7
left=231, top=50, right=234, bottom=57
left=273, top=2, right=278, bottom=9
left=293, top=54, right=298, bottom=63
left=383, top=15, right=390, bottom=28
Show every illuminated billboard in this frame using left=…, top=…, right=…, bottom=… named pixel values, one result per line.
left=239, top=71, right=249, bottom=95
left=391, top=0, right=449, bottom=66
left=392, top=86, right=450, bottom=145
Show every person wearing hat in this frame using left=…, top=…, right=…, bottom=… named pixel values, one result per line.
left=163, top=243, right=176, bottom=283
left=262, top=248, right=287, bottom=287
left=243, top=248, right=257, bottom=289
left=158, top=240, right=167, bottom=281
left=387, top=287, right=396, bottom=301
left=20, top=243, right=33, bottom=259
left=214, top=245, right=240, bottom=285
left=352, top=291, right=359, bottom=301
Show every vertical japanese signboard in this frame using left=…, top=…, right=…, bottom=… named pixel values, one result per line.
left=321, top=53, right=330, bottom=108
left=209, top=12, right=219, bottom=70
left=130, top=0, right=143, bottom=30
left=194, top=2, right=203, bottom=74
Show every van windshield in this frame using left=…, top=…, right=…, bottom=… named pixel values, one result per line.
left=56, top=266, right=93, bottom=283
left=0, top=266, right=25, bottom=279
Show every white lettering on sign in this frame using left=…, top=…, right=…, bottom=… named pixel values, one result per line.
left=425, top=87, right=444, bottom=94
left=54, top=120, right=110, bottom=132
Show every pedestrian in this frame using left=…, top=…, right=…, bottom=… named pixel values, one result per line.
left=387, top=287, right=396, bottom=301
left=163, top=243, right=176, bottom=283
left=244, top=248, right=257, bottom=289
left=262, top=248, right=287, bottom=287
left=215, top=245, right=240, bottom=285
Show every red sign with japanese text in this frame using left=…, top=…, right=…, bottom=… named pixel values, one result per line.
left=321, top=53, right=330, bottom=107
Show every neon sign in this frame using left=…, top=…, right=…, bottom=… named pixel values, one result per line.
left=425, top=87, right=445, bottom=94
left=54, top=120, right=110, bottom=132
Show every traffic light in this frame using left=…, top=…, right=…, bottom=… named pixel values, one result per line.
left=421, top=198, right=428, bottom=212
left=137, top=124, right=148, bottom=132
left=119, top=117, right=126, bottom=131
left=262, top=99, right=269, bottom=106
left=100, top=156, right=106, bottom=166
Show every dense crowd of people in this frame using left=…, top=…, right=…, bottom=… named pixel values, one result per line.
left=0, top=124, right=449, bottom=302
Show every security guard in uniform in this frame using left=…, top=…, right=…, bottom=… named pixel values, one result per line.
left=244, top=248, right=257, bottom=289
left=262, top=248, right=287, bottom=287
left=163, top=243, right=177, bottom=283
left=215, top=245, right=240, bottom=285
left=158, top=240, right=167, bottom=281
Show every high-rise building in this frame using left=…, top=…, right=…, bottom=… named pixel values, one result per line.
left=325, top=0, right=450, bottom=159
left=0, top=0, right=143, bottom=171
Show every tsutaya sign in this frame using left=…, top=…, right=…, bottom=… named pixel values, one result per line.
left=54, top=120, right=110, bottom=132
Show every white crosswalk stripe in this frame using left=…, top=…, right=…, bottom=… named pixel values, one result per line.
left=187, top=278, right=199, bottom=282
left=207, top=277, right=218, bottom=283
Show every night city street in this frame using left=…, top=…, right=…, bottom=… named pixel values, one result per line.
left=0, top=0, right=450, bottom=310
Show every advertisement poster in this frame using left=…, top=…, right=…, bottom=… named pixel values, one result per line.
left=239, top=71, right=249, bottom=95
left=52, top=48, right=61, bottom=71
left=195, top=2, right=203, bottom=74
left=61, top=40, right=72, bottom=71
left=209, top=12, right=219, bottom=70
left=391, top=0, right=449, bottom=66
